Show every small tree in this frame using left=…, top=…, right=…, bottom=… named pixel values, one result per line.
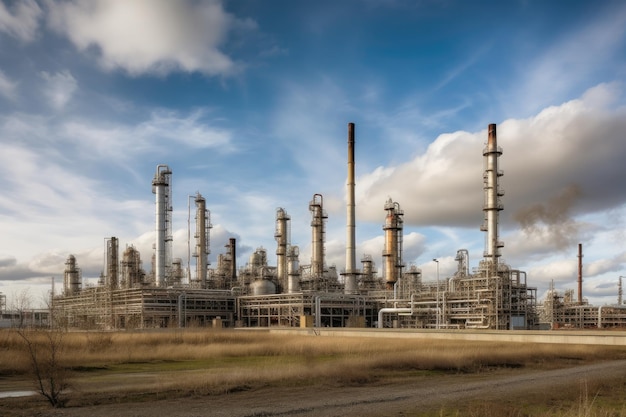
left=17, top=328, right=69, bottom=407
left=11, top=288, right=33, bottom=328
left=15, top=291, right=70, bottom=407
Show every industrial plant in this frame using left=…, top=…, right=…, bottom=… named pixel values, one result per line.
left=49, top=124, right=626, bottom=331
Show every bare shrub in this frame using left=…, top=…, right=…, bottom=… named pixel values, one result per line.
left=17, top=328, right=69, bottom=407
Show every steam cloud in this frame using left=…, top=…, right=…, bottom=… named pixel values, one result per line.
left=514, top=185, right=582, bottom=250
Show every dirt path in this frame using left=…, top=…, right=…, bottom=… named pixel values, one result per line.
left=7, top=360, right=626, bottom=416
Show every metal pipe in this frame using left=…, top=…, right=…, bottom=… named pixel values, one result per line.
left=345, top=122, right=358, bottom=294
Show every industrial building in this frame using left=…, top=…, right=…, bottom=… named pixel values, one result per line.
left=50, top=124, right=626, bottom=331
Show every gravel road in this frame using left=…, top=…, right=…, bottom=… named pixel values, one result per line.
left=9, top=360, right=626, bottom=417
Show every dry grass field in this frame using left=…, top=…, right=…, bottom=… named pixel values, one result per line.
left=1, top=328, right=626, bottom=416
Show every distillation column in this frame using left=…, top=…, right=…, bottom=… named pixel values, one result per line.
left=194, top=193, right=211, bottom=288
left=309, top=194, right=327, bottom=278
left=382, top=198, right=404, bottom=290
left=152, top=164, right=173, bottom=287
left=481, top=124, right=504, bottom=266
left=344, top=122, right=358, bottom=294
left=275, top=208, right=291, bottom=290
left=106, top=237, right=119, bottom=290
left=287, top=246, right=301, bottom=293
left=229, top=237, right=237, bottom=287
left=64, top=255, right=81, bottom=295
left=121, top=246, right=143, bottom=288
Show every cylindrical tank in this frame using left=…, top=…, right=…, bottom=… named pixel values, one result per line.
left=275, top=208, right=290, bottom=286
left=250, top=279, right=276, bottom=296
left=152, top=164, right=172, bottom=287
left=194, top=193, right=210, bottom=287
left=64, top=255, right=81, bottom=295
left=122, top=245, right=143, bottom=288
left=404, top=264, right=422, bottom=293
left=309, top=194, right=326, bottom=277
left=172, top=258, right=183, bottom=286
left=382, top=198, right=403, bottom=290
left=107, top=237, right=119, bottom=290
left=287, top=245, right=300, bottom=293
left=361, top=255, right=374, bottom=278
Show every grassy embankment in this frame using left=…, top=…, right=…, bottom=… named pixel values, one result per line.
left=1, top=328, right=626, bottom=415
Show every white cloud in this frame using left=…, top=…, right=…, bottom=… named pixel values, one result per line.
left=46, top=0, right=256, bottom=76
left=357, top=83, right=626, bottom=259
left=0, top=0, right=42, bottom=42
left=40, top=70, right=78, bottom=109
left=0, top=69, right=18, bottom=100
left=0, top=109, right=234, bottom=167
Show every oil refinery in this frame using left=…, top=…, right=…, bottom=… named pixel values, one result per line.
left=50, top=123, right=626, bottom=331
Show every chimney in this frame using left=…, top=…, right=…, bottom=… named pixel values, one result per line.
left=578, top=243, right=583, bottom=304
left=344, top=122, right=358, bottom=294
left=481, top=124, right=504, bottom=267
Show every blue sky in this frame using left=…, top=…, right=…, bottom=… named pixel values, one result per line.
left=1, top=0, right=626, bottom=307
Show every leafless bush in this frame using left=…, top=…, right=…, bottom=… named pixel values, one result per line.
left=17, top=328, right=69, bottom=407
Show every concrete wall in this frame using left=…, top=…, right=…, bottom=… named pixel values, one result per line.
left=266, top=328, right=626, bottom=346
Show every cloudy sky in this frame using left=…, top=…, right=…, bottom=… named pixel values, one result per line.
left=1, top=0, right=625, bottom=307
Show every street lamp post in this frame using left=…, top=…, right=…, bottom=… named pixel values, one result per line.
left=433, top=259, right=440, bottom=329
left=619, top=276, right=624, bottom=305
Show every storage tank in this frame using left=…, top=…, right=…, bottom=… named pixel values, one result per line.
left=250, top=279, right=276, bottom=296
left=64, top=255, right=81, bottom=295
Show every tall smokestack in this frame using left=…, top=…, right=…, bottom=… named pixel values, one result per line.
left=578, top=243, right=583, bottom=304
left=345, top=122, right=358, bottom=294
left=481, top=124, right=504, bottom=267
